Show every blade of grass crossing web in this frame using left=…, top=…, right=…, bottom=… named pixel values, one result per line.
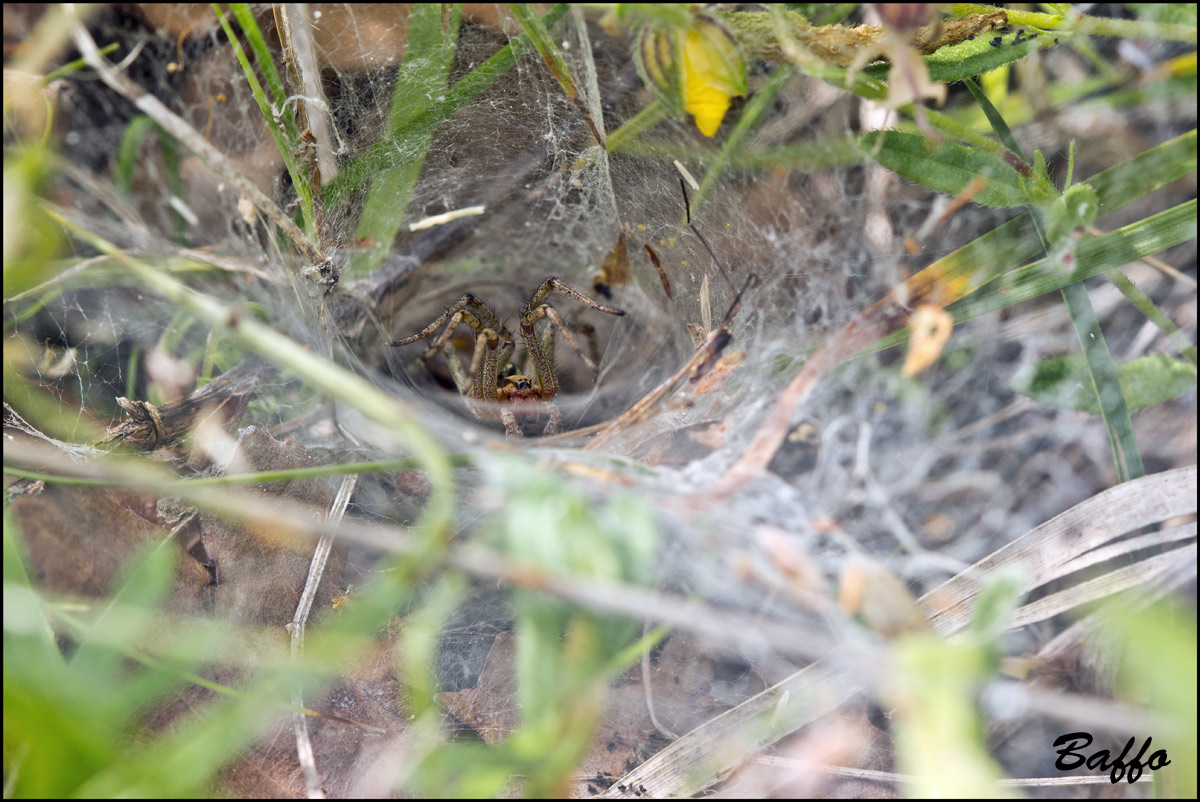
left=945, top=200, right=1197, bottom=322
left=325, top=4, right=569, bottom=203
left=229, top=4, right=297, bottom=138
left=229, top=4, right=323, bottom=234
left=348, top=4, right=462, bottom=279
left=510, top=3, right=605, bottom=146
left=212, top=5, right=315, bottom=238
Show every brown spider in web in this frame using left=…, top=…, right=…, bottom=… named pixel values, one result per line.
left=390, top=277, right=626, bottom=438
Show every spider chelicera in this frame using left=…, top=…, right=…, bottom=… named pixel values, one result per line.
left=390, top=277, right=626, bottom=438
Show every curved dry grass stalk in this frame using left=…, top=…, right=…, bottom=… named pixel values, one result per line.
left=602, top=466, right=1197, bottom=798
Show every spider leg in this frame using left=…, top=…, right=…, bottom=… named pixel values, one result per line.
left=392, top=294, right=507, bottom=356
left=392, top=293, right=486, bottom=347
left=393, top=294, right=516, bottom=409
left=538, top=316, right=556, bottom=377
left=567, top=319, right=600, bottom=367
left=417, top=309, right=487, bottom=366
left=500, top=406, right=524, bottom=439
left=394, top=280, right=625, bottom=438
left=457, top=327, right=495, bottom=398
left=542, top=402, right=563, bottom=436
left=441, top=339, right=471, bottom=395
left=521, top=277, right=625, bottom=399
left=523, top=304, right=600, bottom=396
left=464, top=329, right=513, bottom=402
left=525, top=277, right=626, bottom=317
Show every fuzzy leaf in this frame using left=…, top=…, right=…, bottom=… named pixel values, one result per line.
left=1012, top=354, right=1197, bottom=414
left=859, top=130, right=1027, bottom=207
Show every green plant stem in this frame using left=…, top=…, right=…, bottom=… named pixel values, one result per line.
left=1105, top=268, right=1198, bottom=365
left=212, top=5, right=315, bottom=238
left=694, top=65, right=795, bottom=213
left=5, top=455, right=475, bottom=489
left=951, top=3, right=1198, bottom=43
left=963, top=76, right=1144, bottom=482
left=606, top=99, right=671, bottom=153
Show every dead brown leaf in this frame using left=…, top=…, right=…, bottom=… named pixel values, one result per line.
left=200, top=427, right=344, bottom=630
left=437, top=630, right=521, bottom=745
left=8, top=482, right=210, bottom=614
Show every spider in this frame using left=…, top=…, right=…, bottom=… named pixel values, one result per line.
left=390, top=277, right=626, bottom=438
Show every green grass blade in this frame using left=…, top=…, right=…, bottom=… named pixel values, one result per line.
left=211, top=5, right=315, bottom=238
left=115, top=115, right=154, bottom=197
left=326, top=4, right=569, bottom=204
left=43, top=42, right=118, bottom=83
left=1061, top=280, right=1143, bottom=481
left=228, top=4, right=296, bottom=135
left=510, top=3, right=603, bottom=146
left=1105, top=267, right=1197, bottom=364
left=347, top=4, right=461, bottom=279
left=1089, top=130, right=1198, bottom=221
left=947, top=200, right=1196, bottom=323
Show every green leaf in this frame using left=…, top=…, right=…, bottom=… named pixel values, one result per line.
left=861, top=32, right=1044, bottom=87
left=1012, top=354, right=1197, bottom=414
left=925, top=32, right=1043, bottom=84
left=859, top=130, right=1027, bottom=207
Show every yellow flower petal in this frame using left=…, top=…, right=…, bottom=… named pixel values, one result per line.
left=681, top=24, right=744, bottom=137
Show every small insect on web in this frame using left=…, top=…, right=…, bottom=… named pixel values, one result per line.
left=390, top=277, right=626, bottom=438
